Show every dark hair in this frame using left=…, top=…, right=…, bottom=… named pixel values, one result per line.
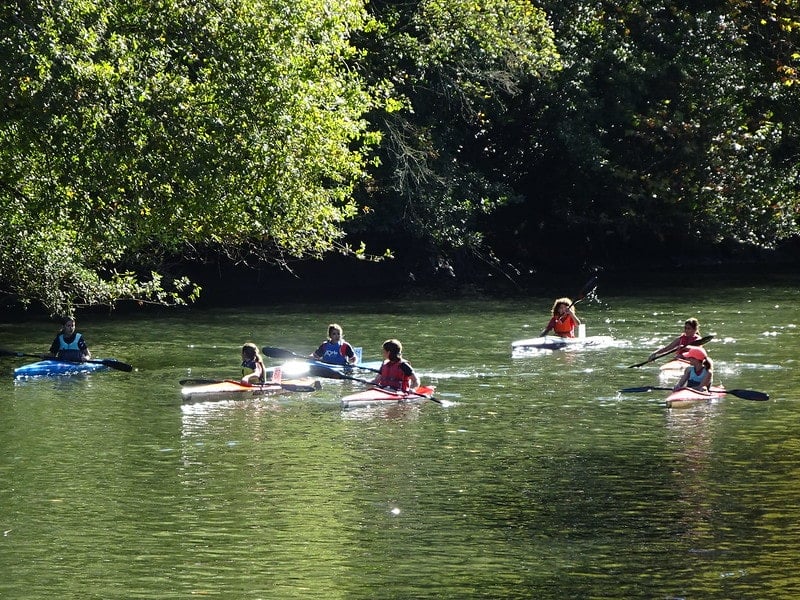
left=242, top=342, right=260, bottom=361
left=382, top=339, right=402, bottom=360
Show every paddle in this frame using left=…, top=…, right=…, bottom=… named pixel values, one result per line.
left=627, top=334, right=714, bottom=369
left=618, top=386, right=769, bottom=402
left=0, top=348, right=133, bottom=372
left=571, top=274, right=599, bottom=308
left=178, top=378, right=320, bottom=392
left=261, top=346, right=381, bottom=373
left=308, top=363, right=443, bottom=405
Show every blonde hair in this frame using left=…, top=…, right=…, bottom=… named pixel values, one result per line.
left=242, top=342, right=261, bottom=361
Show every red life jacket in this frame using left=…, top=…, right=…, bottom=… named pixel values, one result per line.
left=550, top=314, right=577, bottom=337
left=675, top=333, right=701, bottom=357
left=378, top=359, right=412, bottom=391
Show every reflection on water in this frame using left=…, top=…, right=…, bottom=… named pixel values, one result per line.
left=1, top=282, right=799, bottom=598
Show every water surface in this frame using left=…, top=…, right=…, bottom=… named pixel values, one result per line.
left=1, top=279, right=798, bottom=598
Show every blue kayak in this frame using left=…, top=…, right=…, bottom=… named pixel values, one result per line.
left=14, top=359, right=112, bottom=379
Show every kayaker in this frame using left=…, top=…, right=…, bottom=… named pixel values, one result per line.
left=673, top=346, right=713, bottom=391
left=539, top=297, right=581, bottom=337
left=311, top=323, right=358, bottom=365
left=241, top=342, right=266, bottom=384
left=371, top=339, right=420, bottom=391
left=648, top=318, right=701, bottom=361
left=47, top=316, right=91, bottom=362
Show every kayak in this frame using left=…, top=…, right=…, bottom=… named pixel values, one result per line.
left=665, top=385, right=726, bottom=409
left=341, top=385, right=437, bottom=409
left=14, top=359, right=113, bottom=379
left=511, top=331, right=614, bottom=355
left=659, top=358, right=690, bottom=379
left=180, top=377, right=321, bottom=403
left=266, top=359, right=383, bottom=379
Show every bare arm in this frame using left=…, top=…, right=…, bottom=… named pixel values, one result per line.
left=408, top=373, right=421, bottom=390
left=673, top=367, right=691, bottom=390
left=650, top=337, right=680, bottom=360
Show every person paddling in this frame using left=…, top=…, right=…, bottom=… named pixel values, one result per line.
left=649, top=318, right=701, bottom=361
left=371, top=339, right=420, bottom=391
left=539, top=297, right=581, bottom=338
left=47, top=316, right=91, bottom=362
left=311, top=323, right=357, bottom=366
left=673, top=346, right=713, bottom=391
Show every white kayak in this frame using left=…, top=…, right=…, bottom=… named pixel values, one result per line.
left=512, top=326, right=613, bottom=356
left=181, top=377, right=321, bottom=403
left=665, top=385, right=726, bottom=409
left=266, top=359, right=383, bottom=379
left=659, top=358, right=690, bottom=380
left=341, top=385, right=437, bottom=409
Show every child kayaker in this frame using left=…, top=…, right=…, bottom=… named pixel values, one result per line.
left=673, top=346, right=713, bottom=391
left=539, top=297, right=581, bottom=338
left=241, top=342, right=266, bottom=384
left=649, top=318, right=701, bottom=361
left=371, top=339, right=420, bottom=391
left=47, top=316, right=91, bottom=362
left=311, top=323, right=358, bottom=365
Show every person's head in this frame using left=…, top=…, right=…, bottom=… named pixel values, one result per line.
left=327, top=323, right=343, bottom=339
left=242, top=342, right=260, bottom=361
left=551, top=298, right=573, bottom=316
left=684, top=318, right=699, bottom=334
left=382, top=339, right=403, bottom=361
left=684, top=346, right=711, bottom=368
left=61, top=316, right=76, bottom=333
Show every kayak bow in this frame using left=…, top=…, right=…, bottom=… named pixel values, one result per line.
left=341, top=385, right=437, bottom=409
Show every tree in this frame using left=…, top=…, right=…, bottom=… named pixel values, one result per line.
left=496, top=0, right=800, bottom=264
left=349, top=0, right=560, bottom=279
left=0, top=0, right=377, bottom=314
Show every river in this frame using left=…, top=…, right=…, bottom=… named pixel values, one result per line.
left=1, top=274, right=798, bottom=598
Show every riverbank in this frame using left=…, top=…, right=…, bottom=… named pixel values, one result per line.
left=2, top=238, right=797, bottom=318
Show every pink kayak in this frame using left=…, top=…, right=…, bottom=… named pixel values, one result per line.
left=665, top=385, right=726, bottom=409
left=341, top=385, right=437, bottom=409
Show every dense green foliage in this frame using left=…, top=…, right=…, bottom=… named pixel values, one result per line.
left=1, top=0, right=798, bottom=313
left=354, top=0, right=800, bottom=271
left=1, top=0, right=376, bottom=314
left=350, top=0, right=560, bottom=266
left=501, top=0, right=800, bottom=259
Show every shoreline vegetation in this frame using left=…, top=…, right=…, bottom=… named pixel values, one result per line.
left=2, top=248, right=797, bottom=319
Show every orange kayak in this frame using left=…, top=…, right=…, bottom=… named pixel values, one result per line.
left=181, top=378, right=320, bottom=403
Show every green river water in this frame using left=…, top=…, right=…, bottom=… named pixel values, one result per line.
left=1, top=274, right=799, bottom=599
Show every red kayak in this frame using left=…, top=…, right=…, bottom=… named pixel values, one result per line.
left=341, top=385, right=436, bottom=409
left=665, top=385, right=726, bottom=409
